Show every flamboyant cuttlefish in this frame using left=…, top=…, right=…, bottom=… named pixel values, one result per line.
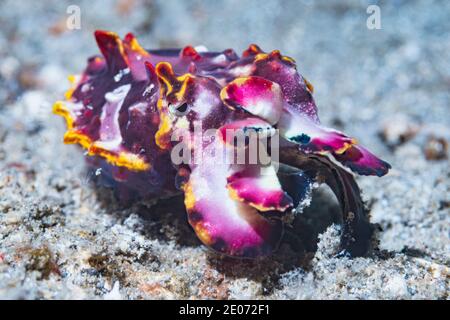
left=54, top=30, right=390, bottom=258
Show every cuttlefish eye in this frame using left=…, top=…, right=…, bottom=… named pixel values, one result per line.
left=169, top=102, right=189, bottom=116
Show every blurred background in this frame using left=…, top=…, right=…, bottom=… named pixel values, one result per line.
left=0, top=0, right=448, bottom=299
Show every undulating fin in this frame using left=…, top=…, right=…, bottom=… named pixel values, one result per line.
left=54, top=32, right=392, bottom=259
